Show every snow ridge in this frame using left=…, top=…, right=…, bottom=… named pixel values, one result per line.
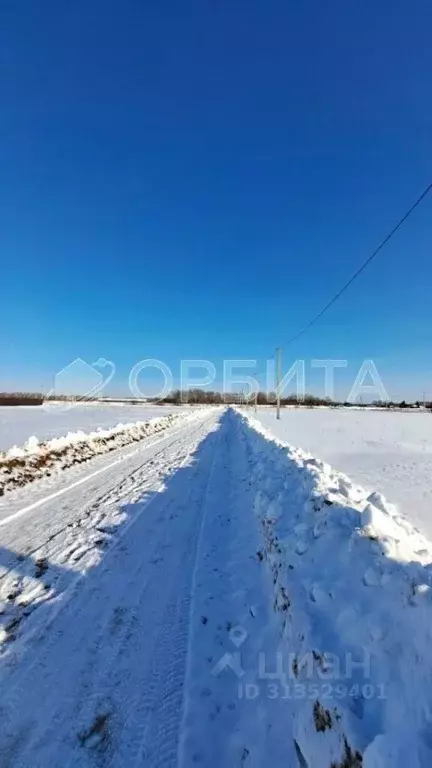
left=238, top=409, right=432, bottom=767
left=0, top=409, right=208, bottom=495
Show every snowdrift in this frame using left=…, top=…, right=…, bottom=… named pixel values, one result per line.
left=0, top=410, right=198, bottom=495
left=238, top=410, right=432, bottom=767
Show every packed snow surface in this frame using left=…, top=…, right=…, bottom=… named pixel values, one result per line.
left=251, top=406, right=432, bottom=540
left=0, top=403, right=186, bottom=452
left=0, top=407, right=431, bottom=766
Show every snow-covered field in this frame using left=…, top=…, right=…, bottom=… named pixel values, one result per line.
left=0, top=406, right=431, bottom=766
left=0, top=403, right=187, bottom=452
left=251, top=406, right=432, bottom=540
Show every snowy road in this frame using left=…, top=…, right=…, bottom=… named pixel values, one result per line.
left=0, top=408, right=225, bottom=766
left=1, top=408, right=432, bottom=767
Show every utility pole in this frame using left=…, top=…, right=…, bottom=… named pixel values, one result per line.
left=276, top=346, right=281, bottom=420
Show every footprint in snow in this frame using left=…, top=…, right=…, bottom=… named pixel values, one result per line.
left=363, top=567, right=381, bottom=587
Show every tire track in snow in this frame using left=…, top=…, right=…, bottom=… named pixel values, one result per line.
left=121, top=418, right=223, bottom=768
left=0, top=411, right=223, bottom=767
left=179, top=409, right=296, bottom=767
left=0, top=415, right=216, bottom=656
left=67, top=421, right=222, bottom=768
left=0, top=413, right=212, bottom=563
left=0, top=412, right=214, bottom=530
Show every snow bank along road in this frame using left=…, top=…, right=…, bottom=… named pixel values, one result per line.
left=0, top=407, right=193, bottom=495
left=0, top=408, right=431, bottom=767
left=252, top=406, right=432, bottom=541
left=0, top=404, right=187, bottom=452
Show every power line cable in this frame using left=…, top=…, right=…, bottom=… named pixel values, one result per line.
left=285, top=180, right=432, bottom=347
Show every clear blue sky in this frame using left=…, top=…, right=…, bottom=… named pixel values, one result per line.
left=1, top=0, right=431, bottom=400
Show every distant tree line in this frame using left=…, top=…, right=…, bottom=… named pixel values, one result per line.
left=1, top=389, right=431, bottom=410
left=0, top=392, right=44, bottom=406
left=158, top=390, right=432, bottom=409
left=160, top=390, right=342, bottom=406
left=0, top=392, right=102, bottom=406
left=371, top=399, right=432, bottom=409
left=158, top=389, right=225, bottom=404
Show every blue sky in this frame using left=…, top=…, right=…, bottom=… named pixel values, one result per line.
left=1, top=0, right=431, bottom=400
